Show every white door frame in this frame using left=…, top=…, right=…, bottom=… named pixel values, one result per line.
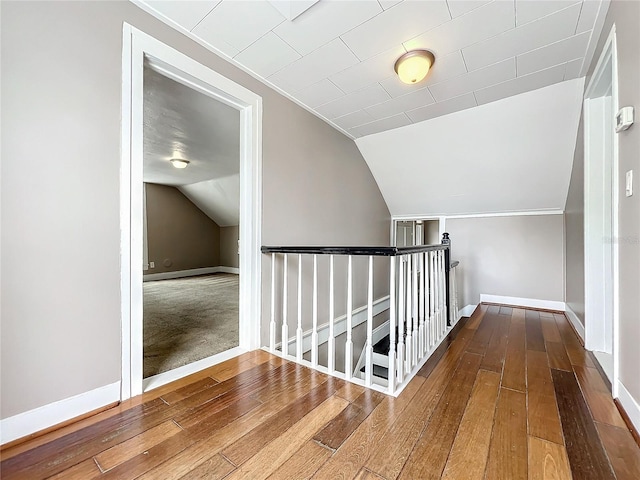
left=391, top=215, right=446, bottom=246
left=120, top=25, right=262, bottom=400
left=584, top=25, right=619, bottom=396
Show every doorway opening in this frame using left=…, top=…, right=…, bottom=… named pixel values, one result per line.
left=121, top=26, right=262, bottom=399
left=141, top=65, right=241, bottom=380
left=584, top=25, right=619, bottom=393
left=392, top=218, right=444, bottom=247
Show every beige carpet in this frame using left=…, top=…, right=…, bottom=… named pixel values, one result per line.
left=143, top=273, right=239, bottom=378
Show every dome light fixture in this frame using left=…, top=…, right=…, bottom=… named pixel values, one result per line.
left=394, top=50, right=436, bottom=85
left=170, top=158, right=190, bottom=169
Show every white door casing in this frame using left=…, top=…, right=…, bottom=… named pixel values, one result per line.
left=584, top=25, right=619, bottom=393
left=120, top=25, right=262, bottom=400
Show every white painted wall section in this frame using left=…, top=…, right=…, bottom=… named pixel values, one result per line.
left=355, top=79, right=585, bottom=217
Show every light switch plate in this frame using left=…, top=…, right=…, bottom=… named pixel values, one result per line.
left=626, top=170, right=633, bottom=197
left=616, top=106, right=634, bottom=133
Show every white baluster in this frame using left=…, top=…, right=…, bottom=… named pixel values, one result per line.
left=441, top=251, right=447, bottom=334
left=365, top=255, right=374, bottom=387
left=328, top=255, right=335, bottom=374
left=436, top=251, right=441, bottom=338
left=437, top=250, right=444, bottom=339
left=440, top=250, right=446, bottom=336
left=388, top=256, right=397, bottom=395
left=411, top=253, right=420, bottom=366
left=345, top=255, right=353, bottom=380
left=405, top=254, right=413, bottom=372
left=429, top=251, right=435, bottom=348
left=419, top=251, right=425, bottom=357
left=282, top=254, right=289, bottom=357
left=270, top=253, right=276, bottom=352
left=296, top=254, right=303, bottom=362
left=311, top=254, right=319, bottom=367
left=449, top=265, right=454, bottom=325
left=397, top=257, right=405, bottom=382
left=454, top=266, right=459, bottom=323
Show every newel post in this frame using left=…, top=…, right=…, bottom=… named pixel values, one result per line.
left=442, top=233, right=452, bottom=326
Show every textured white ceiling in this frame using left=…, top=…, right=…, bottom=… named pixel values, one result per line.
left=355, top=78, right=585, bottom=216
left=137, top=0, right=608, bottom=138
left=143, top=65, right=240, bottom=225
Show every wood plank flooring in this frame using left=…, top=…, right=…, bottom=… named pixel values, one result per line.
left=2, top=305, right=640, bottom=479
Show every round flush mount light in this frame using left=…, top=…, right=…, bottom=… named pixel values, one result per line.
left=170, top=158, right=190, bottom=169
left=394, top=50, right=436, bottom=85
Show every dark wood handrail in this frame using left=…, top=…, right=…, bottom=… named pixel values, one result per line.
left=261, top=244, right=449, bottom=256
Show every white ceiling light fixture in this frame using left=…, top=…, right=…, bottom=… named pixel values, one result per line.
left=394, top=50, right=436, bottom=85
left=170, top=158, right=190, bottom=169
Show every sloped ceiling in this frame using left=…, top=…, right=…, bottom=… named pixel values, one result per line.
left=143, top=64, right=240, bottom=226
left=179, top=175, right=240, bottom=227
left=355, top=78, right=584, bottom=216
left=136, top=0, right=608, bottom=138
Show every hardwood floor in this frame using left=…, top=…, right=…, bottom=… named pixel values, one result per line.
left=2, top=305, right=640, bottom=479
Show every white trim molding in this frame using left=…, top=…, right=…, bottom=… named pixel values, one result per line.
left=143, top=347, right=247, bottom=393
left=121, top=24, right=262, bottom=400
left=584, top=23, right=620, bottom=396
left=617, top=381, right=640, bottom=433
left=459, top=304, right=477, bottom=318
left=564, top=304, right=586, bottom=342
left=143, top=266, right=240, bottom=281
left=279, top=296, right=390, bottom=353
left=0, top=382, right=120, bottom=445
left=391, top=210, right=563, bottom=222
left=480, top=294, right=566, bottom=312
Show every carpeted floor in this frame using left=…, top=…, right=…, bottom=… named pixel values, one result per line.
left=143, top=273, right=239, bottom=378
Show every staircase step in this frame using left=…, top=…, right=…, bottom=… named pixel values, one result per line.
left=373, top=352, right=389, bottom=367
left=359, top=363, right=389, bottom=379
left=373, top=335, right=390, bottom=354
left=372, top=321, right=414, bottom=355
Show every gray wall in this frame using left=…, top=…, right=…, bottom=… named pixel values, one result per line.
left=446, top=215, right=565, bottom=308
left=564, top=0, right=640, bottom=405
left=424, top=220, right=440, bottom=245
left=564, top=114, right=585, bottom=324
left=220, top=226, right=239, bottom=269
left=0, top=1, right=390, bottom=420
left=145, top=183, right=220, bottom=273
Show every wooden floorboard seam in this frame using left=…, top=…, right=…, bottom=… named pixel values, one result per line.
left=2, top=308, right=640, bottom=480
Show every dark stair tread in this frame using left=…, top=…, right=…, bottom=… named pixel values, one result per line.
left=373, top=335, right=390, bottom=354
left=372, top=320, right=415, bottom=355
left=359, top=363, right=389, bottom=379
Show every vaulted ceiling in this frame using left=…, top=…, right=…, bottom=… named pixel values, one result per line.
left=356, top=78, right=585, bottom=216
left=137, top=0, right=608, bottom=138
left=143, top=64, right=240, bottom=226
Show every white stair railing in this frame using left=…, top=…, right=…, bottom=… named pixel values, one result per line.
left=263, top=237, right=461, bottom=397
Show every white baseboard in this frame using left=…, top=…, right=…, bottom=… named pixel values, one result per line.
left=480, top=294, right=565, bottom=312
left=0, top=382, right=120, bottom=445
left=143, top=346, right=246, bottom=392
left=564, top=304, right=586, bottom=342
left=459, top=304, right=477, bottom=318
left=143, top=266, right=239, bottom=281
left=216, top=266, right=240, bottom=274
left=617, top=380, right=640, bottom=433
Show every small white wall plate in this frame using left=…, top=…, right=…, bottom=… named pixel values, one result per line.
left=616, top=106, right=634, bottom=132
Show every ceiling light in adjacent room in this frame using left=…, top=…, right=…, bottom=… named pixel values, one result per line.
left=394, top=50, right=436, bottom=85
left=170, top=158, right=190, bottom=169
